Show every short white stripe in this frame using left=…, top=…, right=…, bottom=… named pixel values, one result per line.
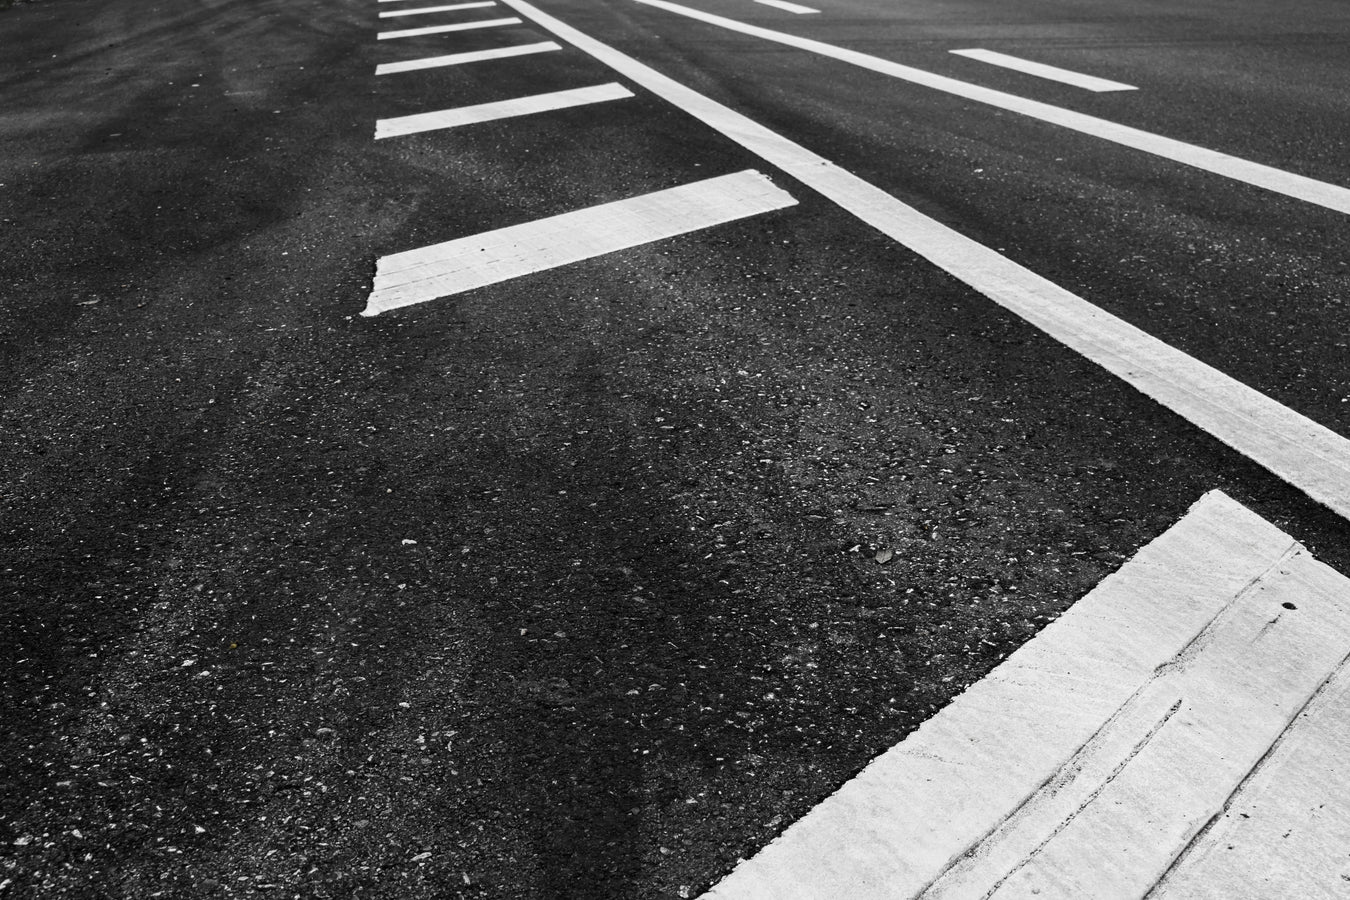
left=753, top=0, right=819, bottom=13
left=500, top=0, right=1350, bottom=519
left=379, top=2, right=496, bottom=18
left=376, top=41, right=561, bottom=75
left=703, top=491, right=1350, bottom=898
left=374, top=83, right=632, bottom=139
left=634, top=0, right=1350, bottom=216
left=950, top=47, right=1137, bottom=92
left=363, top=170, right=797, bottom=315
left=378, top=16, right=520, bottom=39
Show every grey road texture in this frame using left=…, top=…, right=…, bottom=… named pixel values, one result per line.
left=3, top=0, right=1349, bottom=896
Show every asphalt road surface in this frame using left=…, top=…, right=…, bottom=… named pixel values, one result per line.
left=2, top=0, right=1348, bottom=896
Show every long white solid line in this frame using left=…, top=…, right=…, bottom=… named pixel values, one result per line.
left=375, top=41, right=561, bottom=75
left=949, top=47, right=1136, bottom=93
left=379, top=2, right=496, bottom=18
left=497, top=0, right=1350, bottom=519
left=634, top=0, right=1350, bottom=215
left=753, top=0, right=819, bottom=14
left=378, top=16, right=519, bottom=39
left=363, top=170, right=797, bottom=315
left=375, top=83, right=632, bottom=139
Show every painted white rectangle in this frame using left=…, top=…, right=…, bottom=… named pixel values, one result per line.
left=376, top=41, right=561, bottom=75
left=364, top=170, right=797, bottom=315
left=950, top=48, right=1136, bottom=92
left=633, top=0, right=1350, bottom=215
left=499, top=0, right=1350, bottom=520
left=753, top=0, right=819, bottom=13
left=378, top=16, right=520, bottom=39
left=375, top=83, right=631, bottom=139
left=699, top=491, right=1350, bottom=898
left=379, top=2, right=496, bottom=18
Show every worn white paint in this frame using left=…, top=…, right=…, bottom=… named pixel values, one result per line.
left=375, top=83, right=632, bottom=139
left=376, top=41, right=561, bottom=75
left=701, top=491, right=1350, bottom=898
left=363, top=170, right=797, bottom=315
left=500, top=0, right=1350, bottom=521
left=378, top=1, right=496, bottom=18
left=949, top=47, right=1136, bottom=92
left=752, top=0, right=819, bottom=14
left=633, top=0, right=1350, bottom=215
left=378, top=16, right=520, bottom=39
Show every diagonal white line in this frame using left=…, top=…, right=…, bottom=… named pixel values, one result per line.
left=753, top=0, right=819, bottom=14
left=364, top=170, right=798, bottom=315
left=497, top=0, right=1350, bottom=520
left=633, top=0, right=1350, bottom=216
left=378, top=16, right=520, bottom=39
left=376, top=41, right=561, bottom=75
left=379, top=1, right=496, bottom=18
left=950, top=48, right=1136, bottom=92
left=375, top=83, right=632, bottom=138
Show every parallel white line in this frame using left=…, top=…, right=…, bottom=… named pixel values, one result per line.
left=376, top=41, right=561, bottom=75
left=634, top=0, right=1350, bottom=216
left=379, top=2, right=496, bottom=18
left=375, top=83, right=632, bottom=139
left=705, top=491, right=1350, bottom=898
left=950, top=47, right=1136, bottom=93
left=363, top=170, right=797, bottom=315
left=753, top=0, right=819, bottom=14
left=499, top=0, right=1350, bottom=519
left=378, top=16, right=520, bottom=39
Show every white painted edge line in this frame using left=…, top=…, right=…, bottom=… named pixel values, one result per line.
left=363, top=170, right=797, bottom=315
left=496, top=0, right=1350, bottom=519
left=949, top=47, right=1136, bottom=93
left=702, top=490, right=1350, bottom=898
left=375, top=41, right=561, bottom=75
left=379, top=2, right=497, bottom=18
left=377, top=16, right=520, bottom=39
left=634, top=0, right=1350, bottom=215
left=753, top=0, right=820, bottom=14
left=375, top=82, right=632, bottom=139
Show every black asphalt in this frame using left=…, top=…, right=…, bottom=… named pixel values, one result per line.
left=2, top=0, right=1348, bottom=896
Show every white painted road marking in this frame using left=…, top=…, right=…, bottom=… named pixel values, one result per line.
left=378, top=17, right=520, bottom=39
left=949, top=47, right=1137, bottom=92
left=375, top=41, right=561, bottom=75
left=375, top=83, right=632, bottom=139
left=501, top=0, right=1350, bottom=519
left=635, top=0, right=1350, bottom=216
left=703, top=490, right=1350, bottom=899
left=752, top=0, right=819, bottom=14
left=363, top=170, right=797, bottom=316
left=379, top=2, right=497, bottom=18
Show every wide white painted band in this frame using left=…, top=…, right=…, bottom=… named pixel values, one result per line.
left=949, top=47, right=1137, bottom=92
left=376, top=41, right=561, bottom=75
left=753, top=0, right=819, bottom=14
left=499, top=0, right=1350, bottom=522
left=378, top=2, right=496, bottom=18
left=703, top=490, right=1350, bottom=898
left=363, top=170, right=797, bottom=315
left=377, top=16, right=520, bottom=39
left=635, top=0, right=1350, bottom=215
left=375, top=83, right=633, bottom=139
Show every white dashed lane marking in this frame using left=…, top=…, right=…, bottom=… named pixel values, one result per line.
left=635, top=0, right=1350, bottom=215
left=949, top=47, right=1137, bottom=92
left=375, top=83, right=633, bottom=138
left=703, top=491, right=1350, bottom=899
left=752, top=0, right=819, bottom=14
left=375, top=41, right=561, bottom=75
left=379, top=2, right=497, bottom=18
left=378, top=17, right=520, bottom=39
left=363, top=170, right=797, bottom=316
left=501, top=0, right=1350, bottom=520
